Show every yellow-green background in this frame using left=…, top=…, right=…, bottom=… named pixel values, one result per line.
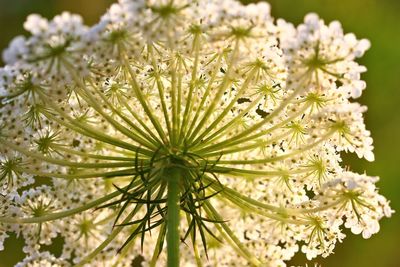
left=0, top=0, right=398, bottom=266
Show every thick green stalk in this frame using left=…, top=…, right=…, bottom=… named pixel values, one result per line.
left=166, top=167, right=181, bottom=267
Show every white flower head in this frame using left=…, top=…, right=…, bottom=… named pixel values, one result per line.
left=0, top=0, right=391, bottom=266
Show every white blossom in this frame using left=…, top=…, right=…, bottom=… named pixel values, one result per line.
left=0, top=0, right=392, bottom=266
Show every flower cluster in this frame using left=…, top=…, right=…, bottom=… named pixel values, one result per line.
left=0, top=0, right=392, bottom=266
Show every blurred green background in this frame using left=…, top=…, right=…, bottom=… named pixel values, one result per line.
left=0, top=0, right=398, bottom=266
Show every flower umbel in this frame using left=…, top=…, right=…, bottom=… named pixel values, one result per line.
left=0, top=1, right=392, bottom=266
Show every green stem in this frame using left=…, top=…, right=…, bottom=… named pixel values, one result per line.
left=200, top=130, right=292, bottom=157
left=216, top=129, right=336, bottom=165
left=192, top=75, right=309, bottom=152
left=148, top=45, right=173, bottom=142
left=89, top=80, right=162, bottom=148
left=166, top=168, right=181, bottom=267
left=117, top=94, right=164, bottom=147
left=73, top=85, right=157, bottom=150
left=0, top=138, right=137, bottom=169
left=121, top=53, right=169, bottom=145
left=198, top=94, right=263, bottom=146
left=185, top=52, right=223, bottom=140
left=149, top=223, right=166, bottom=267
left=189, top=67, right=257, bottom=145
left=203, top=201, right=262, bottom=266
left=177, top=34, right=201, bottom=146
left=74, top=211, right=137, bottom=267
left=50, top=145, right=139, bottom=162
left=37, top=90, right=149, bottom=154
left=16, top=167, right=142, bottom=179
left=193, top=101, right=311, bottom=154
left=186, top=41, right=239, bottom=145
left=0, top=187, right=126, bottom=224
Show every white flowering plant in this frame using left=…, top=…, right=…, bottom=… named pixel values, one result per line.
left=0, top=0, right=393, bottom=266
